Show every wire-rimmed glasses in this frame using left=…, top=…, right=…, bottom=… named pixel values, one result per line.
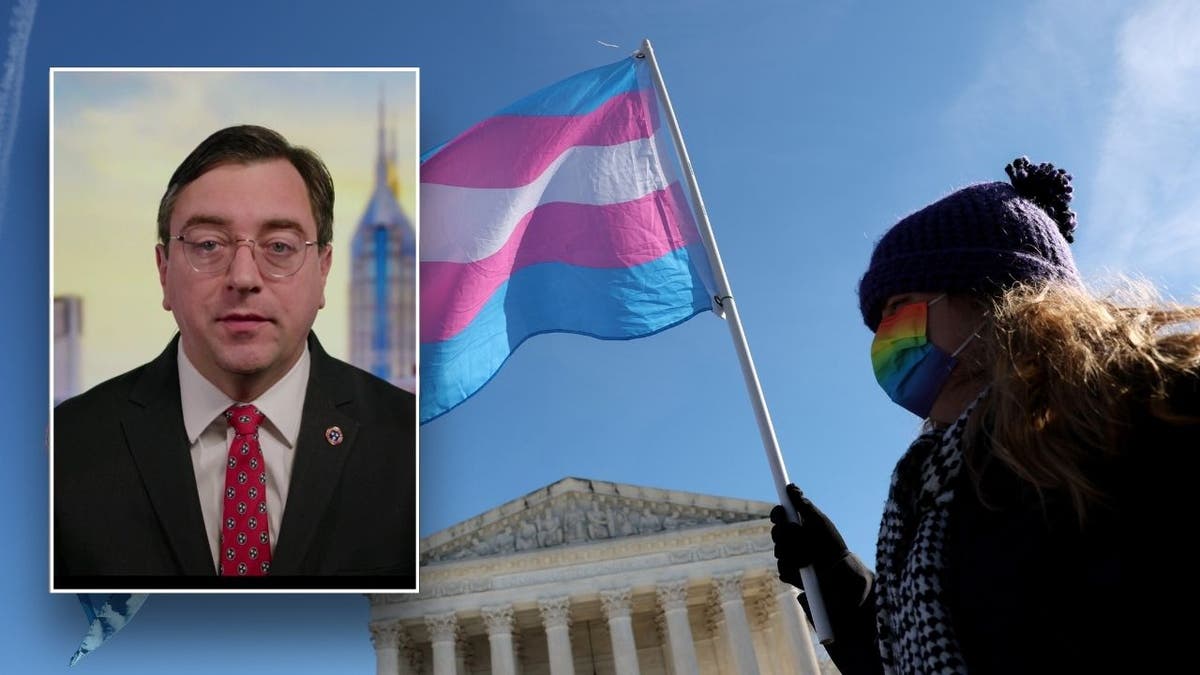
left=168, top=230, right=317, bottom=278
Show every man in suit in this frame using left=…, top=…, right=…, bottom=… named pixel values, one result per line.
left=54, top=125, right=416, bottom=588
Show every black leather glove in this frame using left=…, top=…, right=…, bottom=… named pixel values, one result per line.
left=770, top=483, right=849, bottom=589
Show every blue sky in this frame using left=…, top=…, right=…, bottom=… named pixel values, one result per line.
left=2, top=0, right=1198, bottom=672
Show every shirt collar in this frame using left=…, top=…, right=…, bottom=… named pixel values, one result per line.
left=178, top=344, right=311, bottom=448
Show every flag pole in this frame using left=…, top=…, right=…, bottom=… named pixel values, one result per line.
left=638, top=38, right=835, bottom=645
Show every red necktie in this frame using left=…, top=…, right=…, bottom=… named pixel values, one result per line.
left=220, top=404, right=272, bottom=576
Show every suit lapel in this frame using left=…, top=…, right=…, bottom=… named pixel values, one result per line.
left=271, top=335, right=359, bottom=574
left=121, top=336, right=215, bottom=575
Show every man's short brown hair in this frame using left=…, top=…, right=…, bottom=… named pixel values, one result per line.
left=157, top=125, right=335, bottom=249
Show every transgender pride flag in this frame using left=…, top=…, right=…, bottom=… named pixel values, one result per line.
left=420, top=55, right=718, bottom=422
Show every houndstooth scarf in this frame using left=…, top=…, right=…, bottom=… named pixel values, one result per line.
left=875, top=395, right=984, bottom=675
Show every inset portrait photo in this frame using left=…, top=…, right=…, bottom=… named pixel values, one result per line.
left=51, top=69, right=418, bottom=592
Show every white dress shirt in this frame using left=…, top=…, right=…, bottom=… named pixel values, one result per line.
left=178, top=346, right=310, bottom=571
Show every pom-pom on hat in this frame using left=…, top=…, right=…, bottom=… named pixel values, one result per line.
left=858, top=157, right=1081, bottom=331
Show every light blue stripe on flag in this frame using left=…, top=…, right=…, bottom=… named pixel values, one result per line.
left=495, top=58, right=641, bottom=117
left=423, top=59, right=640, bottom=164
left=420, top=244, right=712, bottom=422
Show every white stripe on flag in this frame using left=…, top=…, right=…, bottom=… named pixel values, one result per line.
left=420, top=129, right=680, bottom=263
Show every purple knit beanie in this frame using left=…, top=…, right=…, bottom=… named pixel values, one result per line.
left=858, top=157, right=1082, bottom=331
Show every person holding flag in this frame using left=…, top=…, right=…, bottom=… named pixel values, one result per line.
left=420, top=40, right=835, bottom=648
left=772, top=157, right=1200, bottom=673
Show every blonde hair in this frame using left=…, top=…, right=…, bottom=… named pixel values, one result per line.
left=964, top=280, right=1200, bottom=521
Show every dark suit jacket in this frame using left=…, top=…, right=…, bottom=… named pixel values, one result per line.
left=53, top=333, right=416, bottom=589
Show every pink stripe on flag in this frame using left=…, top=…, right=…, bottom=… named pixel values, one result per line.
left=421, top=182, right=699, bottom=342
left=421, top=90, right=657, bottom=189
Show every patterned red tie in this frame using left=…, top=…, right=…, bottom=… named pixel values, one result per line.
left=220, top=404, right=272, bottom=576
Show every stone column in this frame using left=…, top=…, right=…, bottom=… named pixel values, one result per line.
left=424, top=612, right=459, bottom=675
left=369, top=621, right=401, bottom=675
left=655, top=580, right=700, bottom=675
left=455, top=624, right=472, bottom=674
left=482, top=604, right=519, bottom=675
left=750, top=593, right=779, bottom=675
left=600, top=588, right=641, bottom=675
left=705, top=602, right=733, bottom=675
left=713, top=572, right=761, bottom=675
left=654, top=613, right=675, bottom=675
left=774, top=580, right=821, bottom=674
left=539, top=596, right=576, bottom=675
left=513, top=629, right=526, bottom=675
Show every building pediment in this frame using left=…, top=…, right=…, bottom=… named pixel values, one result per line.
left=421, top=477, right=772, bottom=564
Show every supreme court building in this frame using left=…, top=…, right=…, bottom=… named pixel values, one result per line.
left=368, top=477, right=833, bottom=674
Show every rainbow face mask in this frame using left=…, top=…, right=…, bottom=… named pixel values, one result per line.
left=871, top=295, right=967, bottom=418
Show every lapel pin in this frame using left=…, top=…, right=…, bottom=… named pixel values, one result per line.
left=325, top=426, right=344, bottom=446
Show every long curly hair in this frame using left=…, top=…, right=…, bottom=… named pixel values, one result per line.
left=963, top=279, right=1200, bottom=522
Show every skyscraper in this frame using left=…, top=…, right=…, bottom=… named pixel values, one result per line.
left=349, top=97, right=416, bottom=392
left=54, top=295, right=83, bottom=404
